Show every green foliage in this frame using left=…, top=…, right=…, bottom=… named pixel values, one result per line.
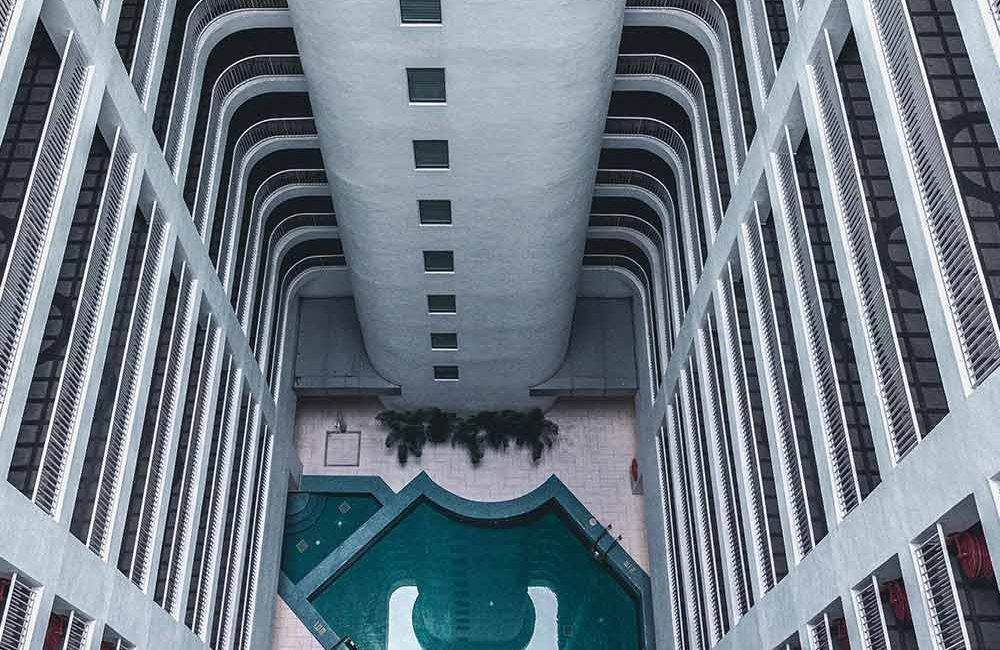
left=378, top=407, right=559, bottom=466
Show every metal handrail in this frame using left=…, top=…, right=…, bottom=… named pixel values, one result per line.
left=163, top=0, right=289, bottom=174
left=589, top=217, right=674, bottom=355
left=32, top=131, right=137, bottom=518
left=606, top=115, right=707, bottom=291
left=617, top=54, right=724, bottom=238
left=85, top=215, right=170, bottom=559
left=742, top=211, right=815, bottom=560
left=129, top=269, right=199, bottom=591
left=807, top=43, right=921, bottom=460
left=215, top=120, right=319, bottom=294
left=595, top=167, right=688, bottom=334
left=772, top=128, right=861, bottom=519
left=254, top=213, right=337, bottom=369
left=161, top=318, right=222, bottom=616
left=232, top=168, right=327, bottom=328
left=583, top=253, right=663, bottom=386
left=268, top=253, right=346, bottom=392
left=190, top=55, right=304, bottom=237
left=624, top=0, right=747, bottom=174
left=0, top=39, right=90, bottom=483
left=869, top=0, right=1000, bottom=388
left=716, top=266, right=777, bottom=593
left=130, top=0, right=169, bottom=105
left=913, top=526, right=972, bottom=650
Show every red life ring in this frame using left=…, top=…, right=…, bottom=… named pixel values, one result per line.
left=630, top=458, right=639, bottom=482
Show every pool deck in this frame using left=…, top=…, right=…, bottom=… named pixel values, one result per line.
left=278, top=472, right=656, bottom=650
left=273, top=396, right=652, bottom=650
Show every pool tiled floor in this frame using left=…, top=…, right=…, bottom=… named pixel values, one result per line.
left=272, top=396, right=649, bottom=650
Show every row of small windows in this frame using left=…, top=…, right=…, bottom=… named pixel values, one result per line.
left=398, top=8, right=458, bottom=378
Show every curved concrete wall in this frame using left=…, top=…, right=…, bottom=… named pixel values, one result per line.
left=287, top=0, right=624, bottom=410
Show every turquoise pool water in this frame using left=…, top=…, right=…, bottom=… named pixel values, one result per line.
left=281, top=492, right=382, bottom=583
left=309, top=500, right=641, bottom=649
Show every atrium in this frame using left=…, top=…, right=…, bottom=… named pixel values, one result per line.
left=1, top=0, right=1000, bottom=649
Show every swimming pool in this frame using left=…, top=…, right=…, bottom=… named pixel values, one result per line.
left=281, top=492, right=382, bottom=583
left=309, top=499, right=642, bottom=649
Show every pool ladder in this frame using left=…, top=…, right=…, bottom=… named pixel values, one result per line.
left=592, top=523, right=623, bottom=562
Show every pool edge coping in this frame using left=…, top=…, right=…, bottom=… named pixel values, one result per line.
left=278, top=471, right=656, bottom=649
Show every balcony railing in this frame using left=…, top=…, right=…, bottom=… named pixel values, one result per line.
left=190, top=55, right=304, bottom=238
left=595, top=168, right=686, bottom=338
left=31, top=131, right=137, bottom=519
left=617, top=54, right=723, bottom=237
left=624, top=0, right=747, bottom=175
left=772, top=128, right=861, bottom=520
left=0, top=37, right=90, bottom=455
left=868, top=0, right=1000, bottom=389
left=268, top=252, right=346, bottom=393
left=230, top=167, right=326, bottom=326
left=162, top=0, right=289, bottom=175
left=85, top=214, right=170, bottom=559
left=215, top=120, right=318, bottom=293
left=254, top=212, right=337, bottom=369
left=807, top=40, right=921, bottom=461
left=584, top=253, right=661, bottom=393
left=606, top=115, right=706, bottom=288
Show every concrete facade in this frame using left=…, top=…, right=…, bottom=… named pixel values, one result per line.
left=3, top=1, right=1000, bottom=650
left=287, top=0, right=625, bottom=411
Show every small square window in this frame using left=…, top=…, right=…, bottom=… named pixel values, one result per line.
left=423, top=250, right=454, bottom=272
left=413, top=140, right=449, bottom=169
left=434, top=365, right=459, bottom=380
left=428, top=294, right=456, bottom=313
left=401, top=0, right=441, bottom=23
left=431, top=332, right=458, bottom=349
left=419, top=200, right=452, bottom=225
left=407, top=68, right=446, bottom=103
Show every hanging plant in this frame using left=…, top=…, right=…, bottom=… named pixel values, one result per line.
left=378, top=407, right=559, bottom=465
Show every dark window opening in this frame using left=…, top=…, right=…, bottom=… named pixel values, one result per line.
left=423, top=250, right=454, bottom=272
left=413, top=140, right=449, bottom=168
left=433, top=365, right=459, bottom=380
left=401, top=0, right=442, bottom=23
left=418, top=199, right=452, bottom=224
left=428, top=294, right=456, bottom=313
left=430, top=333, right=458, bottom=349
left=407, top=68, right=446, bottom=103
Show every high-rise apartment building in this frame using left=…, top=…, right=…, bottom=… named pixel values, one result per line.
left=1, top=0, right=1000, bottom=649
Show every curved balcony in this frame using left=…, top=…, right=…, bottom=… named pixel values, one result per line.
left=253, top=212, right=337, bottom=369
left=268, top=244, right=346, bottom=392
left=230, top=168, right=328, bottom=325
left=624, top=0, right=747, bottom=175
left=590, top=217, right=674, bottom=358
left=582, top=253, right=661, bottom=397
left=213, top=118, right=319, bottom=290
left=595, top=168, right=687, bottom=335
left=616, top=54, right=722, bottom=234
left=605, top=116, right=708, bottom=291
left=190, top=54, right=305, bottom=237
left=162, top=0, right=291, bottom=176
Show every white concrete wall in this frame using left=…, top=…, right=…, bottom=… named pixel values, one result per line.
left=287, top=0, right=626, bottom=410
